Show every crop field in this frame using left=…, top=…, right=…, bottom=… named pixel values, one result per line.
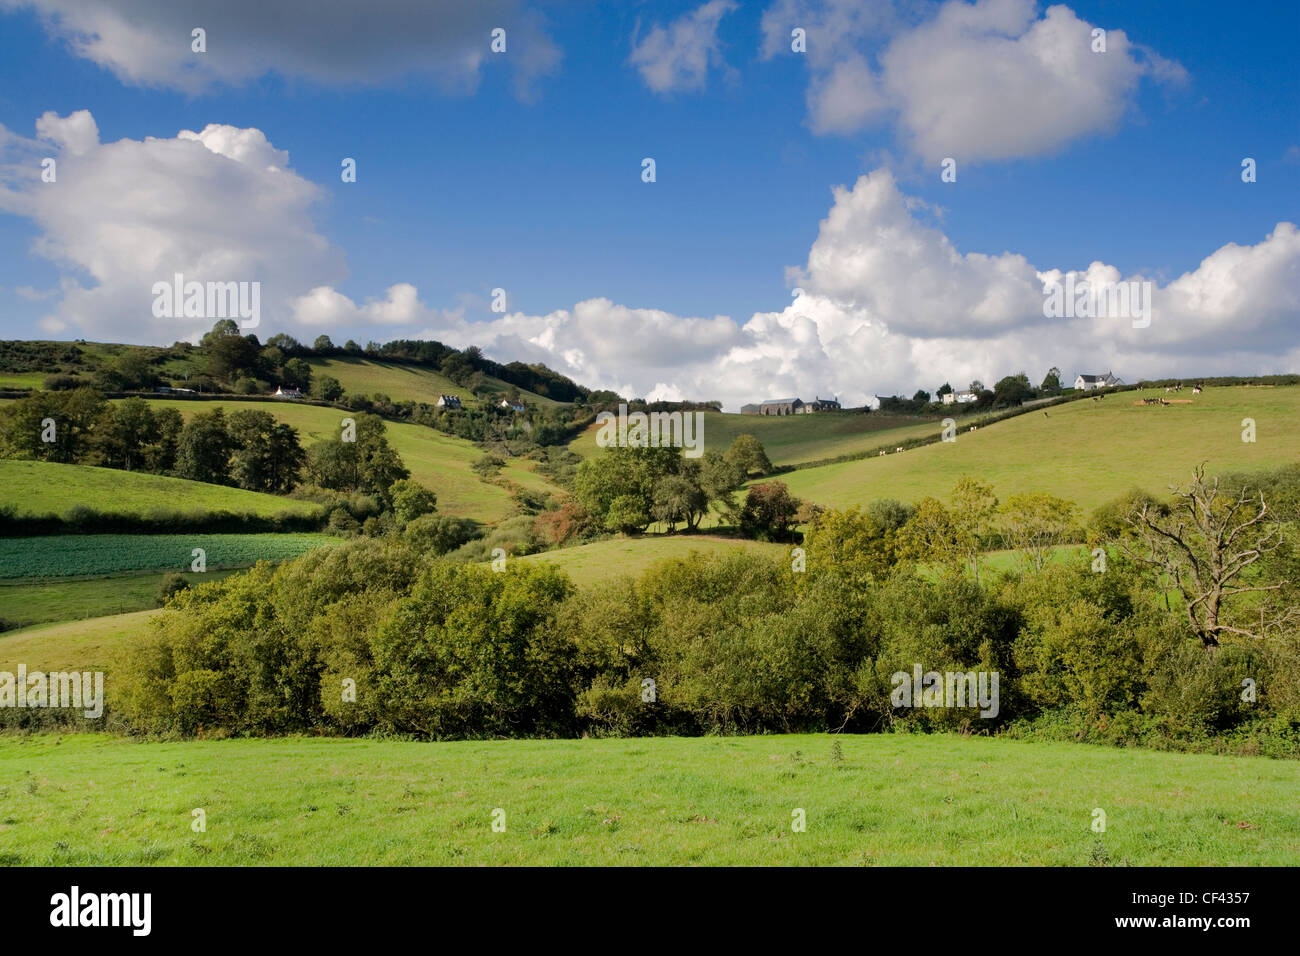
left=570, top=409, right=947, bottom=466
left=0, top=459, right=323, bottom=521
left=0, top=533, right=340, bottom=580
left=0, top=569, right=244, bottom=631
left=773, top=386, right=1300, bottom=516
left=0, top=733, right=1295, bottom=866
left=143, top=399, right=562, bottom=523
left=512, top=534, right=790, bottom=584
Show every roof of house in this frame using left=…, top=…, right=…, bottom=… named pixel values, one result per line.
left=760, top=397, right=801, bottom=405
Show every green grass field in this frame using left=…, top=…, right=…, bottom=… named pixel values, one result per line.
left=0, top=533, right=339, bottom=579
left=570, top=409, right=946, bottom=466
left=772, top=386, right=1300, bottom=515
left=144, top=399, right=561, bottom=523
left=0, top=609, right=155, bottom=673
left=0, top=733, right=1294, bottom=865
left=0, top=459, right=323, bottom=521
left=0, top=569, right=242, bottom=630
left=0, top=371, right=48, bottom=389
left=512, top=534, right=791, bottom=584
left=306, top=357, right=566, bottom=409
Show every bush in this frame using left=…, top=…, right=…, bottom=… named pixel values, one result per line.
left=156, top=572, right=190, bottom=606
left=738, top=481, right=801, bottom=541
left=403, top=513, right=480, bottom=555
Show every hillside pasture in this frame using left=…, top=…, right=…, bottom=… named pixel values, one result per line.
left=0, top=570, right=242, bottom=631
left=570, top=410, right=946, bottom=466
left=0, top=459, right=323, bottom=522
left=0, top=608, right=156, bottom=673
left=773, top=386, right=1300, bottom=515
left=142, top=399, right=563, bottom=523
left=306, top=357, right=567, bottom=409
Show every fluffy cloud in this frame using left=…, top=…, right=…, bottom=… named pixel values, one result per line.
left=629, top=0, right=738, bottom=94
left=388, top=171, right=1300, bottom=409
left=1, top=0, right=560, bottom=97
left=0, top=111, right=344, bottom=340
left=763, top=0, right=1187, bottom=160
left=3, top=111, right=1294, bottom=409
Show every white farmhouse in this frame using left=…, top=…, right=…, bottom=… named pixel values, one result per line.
left=1074, top=372, right=1122, bottom=391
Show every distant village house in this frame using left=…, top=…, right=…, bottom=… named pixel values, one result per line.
left=1074, top=372, right=1123, bottom=391
left=942, top=389, right=978, bottom=405
left=273, top=386, right=302, bottom=398
left=436, top=394, right=462, bottom=409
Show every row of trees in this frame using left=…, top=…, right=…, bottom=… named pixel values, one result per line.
left=110, top=465, right=1299, bottom=746
left=881, top=368, right=1063, bottom=414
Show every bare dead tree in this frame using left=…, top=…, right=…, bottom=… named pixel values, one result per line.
left=1122, top=465, right=1294, bottom=647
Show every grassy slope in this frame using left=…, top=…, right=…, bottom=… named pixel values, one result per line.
left=512, top=535, right=790, bottom=585
left=144, top=399, right=562, bottom=524
left=775, top=386, right=1300, bottom=515
left=0, top=733, right=1294, bottom=865
left=570, top=410, right=945, bottom=466
left=306, top=357, right=566, bottom=409
left=0, top=570, right=241, bottom=630
left=0, top=459, right=321, bottom=520
left=0, top=608, right=156, bottom=673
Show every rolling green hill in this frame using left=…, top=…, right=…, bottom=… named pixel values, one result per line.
left=0, top=569, right=244, bottom=630
left=0, top=459, right=322, bottom=521
left=1, top=732, right=1294, bottom=865
left=569, top=410, right=946, bottom=466
left=306, top=357, right=567, bottom=409
left=143, top=399, right=563, bottom=523
left=773, top=386, right=1300, bottom=515
left=0, top=608, right=155, bottom=673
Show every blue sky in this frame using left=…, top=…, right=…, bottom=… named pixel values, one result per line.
left=0, top=0, right=1295, bottom=405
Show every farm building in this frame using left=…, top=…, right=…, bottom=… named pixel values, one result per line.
left=801, top=396, right=841, bottom=412
left=272, top=386, right=302, bottom=398
left=1074, top=372, right=1123, bottom=391
left=499, top=398, right=526, bottom=412
left=742, top=396, right=841, bottom=415
left=436, top=394, right=462, bottom=409
left=757, top=398, right=804, bottom=416
left=942, top=390, right=978, bottom=405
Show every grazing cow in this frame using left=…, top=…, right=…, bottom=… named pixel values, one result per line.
left=895, top=446, right=903, bottom=452
left=879, top=450, right=886, bottom=456
left=1193, top=385, right=1202, bottom=394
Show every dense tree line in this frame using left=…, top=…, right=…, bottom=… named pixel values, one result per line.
left=109, top=465, right=1300, bottom=753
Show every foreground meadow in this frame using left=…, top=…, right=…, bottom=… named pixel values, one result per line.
left=1, top=733, right=1295, bottom=866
